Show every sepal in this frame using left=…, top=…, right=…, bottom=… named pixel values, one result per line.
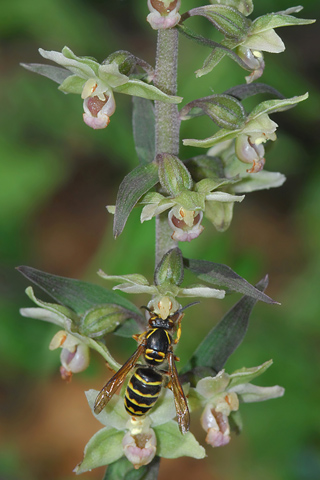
left=188, top=5, right=251, bottom=40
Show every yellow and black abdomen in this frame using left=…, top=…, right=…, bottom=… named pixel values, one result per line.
left=124, top=367, right=163, bottom=417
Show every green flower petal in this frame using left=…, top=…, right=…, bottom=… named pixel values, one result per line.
left=154, top=421, right=206, bottom=459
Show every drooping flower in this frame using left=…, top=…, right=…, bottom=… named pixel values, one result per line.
left=22, top=47, right=182, bottom=129
left=190, top=360, right=285, bottom=448
left=183, top=94, right=308, bottom=173
left=49, top=330, right=90, bottom=381
left=74, top=389, right=205, bottom=473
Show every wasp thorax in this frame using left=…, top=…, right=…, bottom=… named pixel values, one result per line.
left=150, top=0, right=179, bottom=14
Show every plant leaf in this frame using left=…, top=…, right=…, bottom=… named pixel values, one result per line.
left=20, top=63, right=71, bottom=84
left=224, top=82, right=285, bottom=101
left=228, top=359, right=273, bottom=388
left=189, top=5, right=251, bottom=40
left=177, top=25, right=250, bottom=73
left=132, top=97, right=155, bottom=165
left=154, top=421, right=206, bottom=459
left=181, top=276, right=270, bottom=374
left=183, top=258, right=276, bottom=303
left=248, top=93, right=309, bottom=120
left=114, top=80, right=182, bottom=104
left=74, top=427, right=124, bottom=474
left=17, top=266, right=142, bottom=317
left=113, top=163, right=159, bottom=238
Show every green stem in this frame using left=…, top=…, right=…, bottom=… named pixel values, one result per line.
left=154, top=28, right=180, bottom=266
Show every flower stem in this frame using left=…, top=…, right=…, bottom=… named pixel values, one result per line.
left=154, top=28, right=180, bottom=266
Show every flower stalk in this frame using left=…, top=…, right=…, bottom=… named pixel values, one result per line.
left=154, top=28, right=180, bottom=265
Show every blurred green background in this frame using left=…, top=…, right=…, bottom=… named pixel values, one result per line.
left=0, top=1, right=319, bottom=479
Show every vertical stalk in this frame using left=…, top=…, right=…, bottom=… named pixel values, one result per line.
left=154, top=28, right=180, bottom=266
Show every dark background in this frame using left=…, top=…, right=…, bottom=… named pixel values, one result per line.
left=0, top=1, right=319, bottom=479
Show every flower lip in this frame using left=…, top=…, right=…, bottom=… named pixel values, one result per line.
left=168, top=208, right=204, bottom=242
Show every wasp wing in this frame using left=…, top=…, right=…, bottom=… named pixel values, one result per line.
left=167, top=351, right=190, bottom=435
left=94, top=343, right=145, bottom=414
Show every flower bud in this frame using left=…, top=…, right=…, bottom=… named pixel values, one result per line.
left=49, top=330, right=90, bottom=381
left=237, top=47, right=265, bottom=83
left=168, top=206, right=204, bottom=242
left=147, top=0, right=181, bottom=30
left=235, top=134, right=266, bottom=173
left=122, top=417, right=157, bottom=469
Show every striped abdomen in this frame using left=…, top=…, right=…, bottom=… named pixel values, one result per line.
left=124, top=367, right=163, bottom=417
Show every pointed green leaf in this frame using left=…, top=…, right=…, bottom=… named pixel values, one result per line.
left=224, top=83, right=285, bottom=101
left=154, top=248, right=184, bottom=287
left=154, top=421, right=206, bottom=459
left=228, top=359, right=273, bottom=388
left=183, top=125, right=242, bottom=148
left=114, top=80, right=182, bottom=104
left=132, top=97, right=155, bottom=165
left=250, top=12, right=315, bottom=35
left=17, top=266, right=142, bottom=316
left=113, top=163, right=159, bottom=237
left=181, top=276, right=270, bottom=374
left=74, top=427, right=124, bottom=474
left=20, top=63, right=71, bottom=84
left=248, top=93, right=309, bottom=120
left=176, top=25, right=250, bottom=76
left=189, top=5, right=251, bottom=40
left=183, top=258, right=276, bottom=303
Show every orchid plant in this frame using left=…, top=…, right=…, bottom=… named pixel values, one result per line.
left=19, top=1, right=314, bottom=478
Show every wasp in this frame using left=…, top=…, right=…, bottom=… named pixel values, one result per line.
left=94, top=303, right=197, bottom=435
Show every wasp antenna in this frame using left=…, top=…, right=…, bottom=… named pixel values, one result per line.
left=141, top=305, right=153, bottom=313
left=172, top=301, right=200, bottom=316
